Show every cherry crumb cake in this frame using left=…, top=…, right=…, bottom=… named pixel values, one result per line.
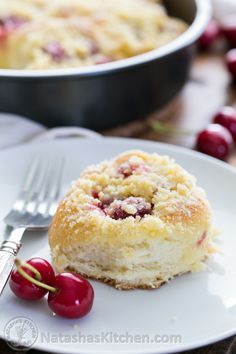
left=0, top=0, right=187, bottom=69
left=49, top=150, right=215, bottom=290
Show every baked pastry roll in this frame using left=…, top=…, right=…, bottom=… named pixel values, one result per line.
left=49, top=150, right=213, bottom=290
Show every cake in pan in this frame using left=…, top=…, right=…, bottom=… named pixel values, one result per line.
left=0, top=0, right=187, bottom=69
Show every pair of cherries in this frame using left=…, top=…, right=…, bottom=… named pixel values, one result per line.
left=197, top=106, right=236, bottom=160
left=10, top=258, right=94, bottom=319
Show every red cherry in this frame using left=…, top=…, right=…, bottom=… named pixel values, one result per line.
left=47, top=273, right=94, bottom=319
left=118, top=162, right=150, bottom=178
left=221, top=16, right=236, bottom=47
left=198, top=20, right=221, bottom=50
left=106, top=197, right=152, bottom=220
left=0, top=28, right=6, bottom=42
left=0, top=15, right=25, bottom=32
left=214, top=106, right=236, bottom=142
left=42, top=42, right=69, bottom=63
left=10, top=258, right=55, bottom=301
left=196, top=124, right=233, bottom=160
left=226, top=49, right=236, bottom=80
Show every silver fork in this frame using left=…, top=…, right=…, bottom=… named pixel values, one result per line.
left=0, top=158, right=64, bottom=296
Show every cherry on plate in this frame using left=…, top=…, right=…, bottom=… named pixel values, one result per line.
left=198, top=20, right=221, bottom=50
left=196, top=124, right=233, bottom=160
left=10, top=258, right=55, bottom=301
left=221, top=16, right=236, bottom=47
left=226, top=49, right=236, bottom=80
left=48, top=272, right=94, bottom=319
left=214, top=106, right=236, bottom=142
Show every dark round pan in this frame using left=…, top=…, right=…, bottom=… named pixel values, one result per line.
left=0, top=0, right=211, bottom=130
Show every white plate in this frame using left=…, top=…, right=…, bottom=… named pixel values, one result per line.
left=0, top=138, right=236, bottom=354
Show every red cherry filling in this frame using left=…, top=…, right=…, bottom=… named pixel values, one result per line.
left=95, top=56, right=113, bottom=65
left=197, top=231, right=207, bottom=246
left=118, top=162, right=150, bottom=178
left=0, top=27, right=4, bottom=41
left=0, top=15, right=25, bottom=41
left=106, top=203, right=128, bottom=220
left=88, top=203, right=106, bottom=216
left=0, top=15, right=25, bottom=32
left=106, top=197, right=152, bottom=220
left=92, top=191, right=99, bottom=199
left=91, top=191, right=113, bottom=207
left=90, top=41, right=99, bottom=55
left=91, top=190, right=152, bottom=220
left=43, top=42, right=69, bottom=62
left=118, top=163, right=132, bottom=177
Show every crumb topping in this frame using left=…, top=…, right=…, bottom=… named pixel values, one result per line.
left=118, top=156, right=150, bottom=178
left=63, top=150, right=209, bottom=225
left=104, top=197, right=152, bottom=220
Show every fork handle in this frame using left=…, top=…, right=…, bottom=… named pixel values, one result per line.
left=0, top=240, right=22, bottom=296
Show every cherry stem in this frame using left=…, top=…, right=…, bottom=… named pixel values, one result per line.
left=149, top=121, right=197, bottom=137
left=19, top=260, right=42, bottom=281
left=15, top=259, right=57, bottom=293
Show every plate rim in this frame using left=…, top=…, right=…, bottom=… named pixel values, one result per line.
left=1, top=136, right=236, bottom=174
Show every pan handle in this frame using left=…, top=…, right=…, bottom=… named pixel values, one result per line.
left=31, top=127, right=102, bottom=142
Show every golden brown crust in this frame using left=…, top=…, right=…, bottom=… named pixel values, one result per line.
left=159, top=197, right=210, bottom=226
left=66, top=267, right=165, bottom=290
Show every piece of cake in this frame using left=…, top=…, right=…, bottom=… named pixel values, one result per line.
left=49, top=150, right=214, bottom=290
left=0, top=0, right=187, bottom=69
